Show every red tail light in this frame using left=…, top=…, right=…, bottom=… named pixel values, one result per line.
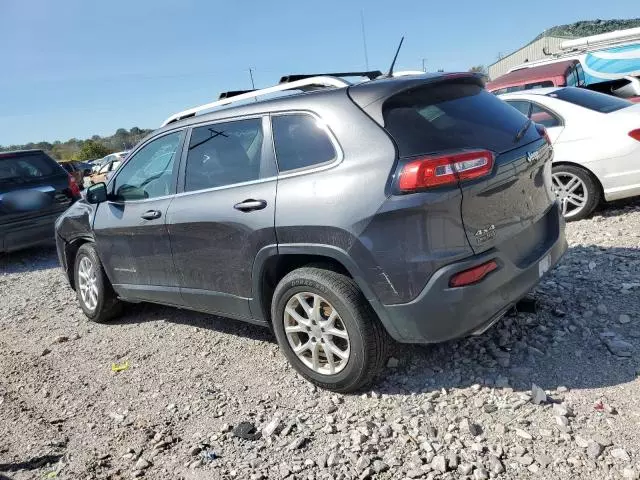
left=398, top=150, right=494, bottom=192
left=449, top=260, right=498, bottom=288
left=629, top=129, right=640, bottom=141
left=68, top=174, right=81, bottom=198
left=536, top=124, right=551, bottom=145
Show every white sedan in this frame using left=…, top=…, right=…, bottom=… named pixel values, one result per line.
left=499, top=87, right=640, bottom=220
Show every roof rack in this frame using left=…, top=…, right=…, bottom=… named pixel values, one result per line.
left=279, top=70, right=382, bottom=84
left=218, top=89, right=255, bottom=100
left=162, top=76, right=350, bottom=126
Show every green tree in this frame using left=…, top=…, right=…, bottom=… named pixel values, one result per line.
left=74, top=140, right=110, bottom=161
left=469, top=65, right=487, bottom=75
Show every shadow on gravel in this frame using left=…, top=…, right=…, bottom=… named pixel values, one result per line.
left=0, top=453, right=62, bottom=473
left=111, top=302, right=276, bottom=344
left=0, top=245, right=59, bottom=274
left=594, top=195, right=640, bottom=215
left=376, top=244, right=640, bottom=396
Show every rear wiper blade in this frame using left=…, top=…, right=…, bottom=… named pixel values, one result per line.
left=514, top=119, right=532, bottom=143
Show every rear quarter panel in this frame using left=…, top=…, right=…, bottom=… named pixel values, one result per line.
left=274, top=93, right=474, bottom=305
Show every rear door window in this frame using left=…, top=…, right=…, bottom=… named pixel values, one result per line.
left=383, top=80, right=539, bottom=157
left=272, top=114, right=337, bottom=172
left=548, top=87, right=631, bottom=113
left=506, top=100, right=532, bottom=116
left=184, top=118, right=264, bottom=191
left=530, top=104, right=562, bottom=128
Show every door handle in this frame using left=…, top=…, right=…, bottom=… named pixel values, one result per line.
left=141, top=210, right=162, bottom=220
left=233, top=199, right=267, bottom=212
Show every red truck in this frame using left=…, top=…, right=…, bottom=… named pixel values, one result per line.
left=487, top=60, right=640, bottom=102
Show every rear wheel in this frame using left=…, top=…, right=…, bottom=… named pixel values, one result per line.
left=271, top=268, right=388, bottom=393
left=551, top=164, right=601, bottom=221
left=74, top=243, right=122, bottom=323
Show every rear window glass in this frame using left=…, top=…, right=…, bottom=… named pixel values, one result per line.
left=548, top=87, right=631, bottom=113
left=272, top=114, right=337, bottom=172
left=0, top=153, right=59, bottom=182
left=383, top=81, right=538, bottom=157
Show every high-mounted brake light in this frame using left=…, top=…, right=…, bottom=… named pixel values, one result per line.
left=398, top=150, right=494, bottom=191
left=629, top=129, right=640, bottom=141
left=536, top=124, right=551, bottom=145
left=68, top=174, right=81, bottom=198
left=449, top=260, right=498, bottom=288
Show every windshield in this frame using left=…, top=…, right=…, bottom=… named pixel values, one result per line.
left=548, top=87, right=632, bottom=113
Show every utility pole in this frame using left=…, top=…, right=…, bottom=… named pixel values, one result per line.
left=422, top=58, right=427, bottom=72
left=360, top=10, right=369, bottom=71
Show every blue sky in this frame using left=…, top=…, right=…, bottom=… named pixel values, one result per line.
left=1, top=0, right=638, bottom=145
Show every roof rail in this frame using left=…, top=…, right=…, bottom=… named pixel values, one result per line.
left=161, top=76, right=350, bottom=126
left=279, top=71, right=382, bottom=84
left=219, top=89, right=256, bottom=100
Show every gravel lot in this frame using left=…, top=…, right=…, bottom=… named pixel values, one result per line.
left=1, top=199, right=639, bottom=480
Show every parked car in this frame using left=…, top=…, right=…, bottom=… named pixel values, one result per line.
left=59, top=161, right=85, bottom=190
left=55, top=72, right=566, bottom=392
left=1, top=150, right=80, bottom=253
left=499, top=87, right=640, bottom=220
left=89, top=157, right=123, bottom=184
left=91, top=152, right=128, bottom=173
left=487, top=60, right=640, bottom=103
left=487, top=60, right=585, bottom=94
left=75, top=161, right=93, bottom=176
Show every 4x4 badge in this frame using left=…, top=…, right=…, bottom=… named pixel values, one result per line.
left=474, top=225, right=496, bottom=244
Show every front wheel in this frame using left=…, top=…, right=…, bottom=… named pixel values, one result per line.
left=551, top=164, right=601, bottom=221
left=271, top=267, right=389, bottom=393
left=74, top=243, right=123, bottom=323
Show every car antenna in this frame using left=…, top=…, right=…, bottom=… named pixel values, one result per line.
left=386, top=36, right=405, bottom=77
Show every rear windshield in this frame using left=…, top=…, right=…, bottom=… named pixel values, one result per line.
left=383, top=81, right=539, bottom=157
left=0, top=152, right=60, bottom=183
left=547, top=87, right=632, bottom=113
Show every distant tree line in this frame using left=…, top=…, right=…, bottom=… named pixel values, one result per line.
left=535, top=18, right=640, bottom=41
left=0, top=127, right=153, bottom=162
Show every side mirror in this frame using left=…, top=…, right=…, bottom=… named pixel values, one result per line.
left=86, top=182, right=108, bottom=204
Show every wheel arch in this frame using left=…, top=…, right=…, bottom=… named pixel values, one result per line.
left=250, top=244, right=401, bottom=340
left=64, top=236, right=93, bottom=291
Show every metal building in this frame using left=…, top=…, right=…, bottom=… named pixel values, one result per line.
left=488, top=36, right=570, bottom=80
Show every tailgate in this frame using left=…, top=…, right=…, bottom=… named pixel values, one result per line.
left=0, top=152, right=74, bottom=226
left=375, top=76, right=555, bottom=256
left=460, top=139, right=555, bottom=255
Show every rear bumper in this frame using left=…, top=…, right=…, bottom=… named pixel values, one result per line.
left=0, top=213, right=59, bottom=253
left=382, top=203, right=567, bottom=343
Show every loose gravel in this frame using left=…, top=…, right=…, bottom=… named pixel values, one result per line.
left=1, top=199, right=639, bottom=480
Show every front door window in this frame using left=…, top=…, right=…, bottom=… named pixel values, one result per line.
left=112, top=131, right=182, bottom=200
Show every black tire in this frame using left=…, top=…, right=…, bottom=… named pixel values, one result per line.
left=552, top=164, right=601, bottom=221
left=74, top=243, right=123, bottom=323
left=271, top=267, right=389, bottom=393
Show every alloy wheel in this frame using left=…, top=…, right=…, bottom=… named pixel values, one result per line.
left=78, top=256, right=98, bottom=311
left=283, top=292, right=350, bottom=375
left=552, top=172, right=588, bottom=218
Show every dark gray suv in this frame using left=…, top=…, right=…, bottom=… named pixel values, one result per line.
left=55, top=72, right=567, bottom=392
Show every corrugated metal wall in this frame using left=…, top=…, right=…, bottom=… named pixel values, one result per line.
left=488, top=37, right=567, bottom=80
